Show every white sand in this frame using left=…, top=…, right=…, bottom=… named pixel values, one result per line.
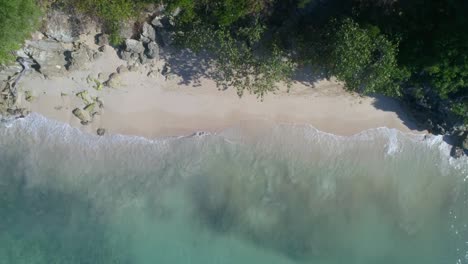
left=16, top=43, right=425, bottom=138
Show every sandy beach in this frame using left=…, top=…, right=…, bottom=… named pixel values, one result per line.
left=16, top=41, right=425, bottom=138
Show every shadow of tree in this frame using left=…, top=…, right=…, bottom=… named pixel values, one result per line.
left=160, top=48, right=325, bottom=90
left=371, top=94, right=426, bottom=132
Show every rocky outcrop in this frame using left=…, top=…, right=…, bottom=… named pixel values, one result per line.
left=145, top=41, right=159, bottom=60
left=66, top=42, right=98, bottom=71
left=125, top=39, right=145, bottom=54
left=95, top=33, right=109, bottom=46
left=44, top=10, right=80, bottom=43
left=141, top=22, right=157, bottom=43
left=22, top=40, right=66, bottom=78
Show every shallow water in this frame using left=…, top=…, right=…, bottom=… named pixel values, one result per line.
left=0, top=114, right=467, bottom=264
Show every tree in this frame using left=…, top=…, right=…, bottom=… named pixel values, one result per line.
left=327, top=18, right=407, bottom=96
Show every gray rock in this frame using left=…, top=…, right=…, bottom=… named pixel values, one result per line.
left=105, top=72, right=120, bottom=88
left=147, top=70, right=158, bottom=78
left=141, top=22, right=157, bottom=43
left=119, top=50, right=132, bottom=61
left=117, top=65, right=128, bottom=74
left=96, top=33, right=109, bottom=46
left=44, top=10, right=79, bottom=43
left=452, top=146, right=465, bottom=159
left=145, top=41, right=159, bottom=60
left=67, top=43, right=96, bottom=71
left=151, top=16, right=164, bottom=27
left=118, top=21, right=135, bottom=40
left=125, top=39, right=145, bottom=54
left=139, top=53, right=148, bottom=64
left=72, top=108, right=90, bottom=123
left=23, top=40, right=66, bottom=77
left=97, top=128, right=106, bottom=136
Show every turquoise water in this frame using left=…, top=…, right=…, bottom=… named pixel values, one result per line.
left=0, top=114, right=467, bottom=264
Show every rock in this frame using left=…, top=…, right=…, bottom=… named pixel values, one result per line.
left=117, top=65, right=128, bottom=74
left=31, top=31, right=45, bottom=41
left=125, top=39, right=145, bottom=54
left=98, top=72, right=107, bottom=81
left=463, top=134, right=468, bottom=150
left=128, top=65, right=139, bottom=72
left=98, top=45, right=108, bottom=52
left=141, top=22, right=157, bottom=43
left=93, top=80, right=103, bottom=91
left=147, top=70, right=158, bottom=78
left=118, top=21, right=136, bottom=40
left=139, top=53, right=148, bottom=64
left=97, top=128, right=106, bottom=136
left=84, top=102, right=96, bottom=113
left=6, top=108, right=28, bottom=117
left=451, top=146, right=465, bottom=159
left=105, top=73, right=120, bottom=88
left=72, top=108, right=90, bottom=123
left=96, top=97, right=104, bottom=108
left=119, top=50, right=132, bottom=61
left=145, top=41, right=159, bottom=60
left=95, top=33, right=109, bottom=46
left=24, top=91, right=34, bottom=102
left=151, top=16, right=164, bottom=27
left=76, top=90, right=92, bottom=104
left=44, top=10, right=79, bottom=43
left=66, top=43, right=96, bottom=71
left=23, top=40, right=66, bottom=77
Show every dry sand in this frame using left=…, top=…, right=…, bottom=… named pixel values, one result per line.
left=16, top=43, right=425, bottom=138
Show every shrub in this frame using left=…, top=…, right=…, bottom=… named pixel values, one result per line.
left=0, top=0, right=41, bottom=64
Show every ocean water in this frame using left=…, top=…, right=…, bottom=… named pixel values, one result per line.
left=0, top=114, right=467, bottom=264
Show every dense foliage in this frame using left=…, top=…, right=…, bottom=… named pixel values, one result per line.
left=0, top=0, right=41, bottom=64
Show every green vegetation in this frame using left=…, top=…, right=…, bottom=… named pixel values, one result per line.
left=326, top=19, right=408, bottom=96
left=0, top=0, right=41, bottom=64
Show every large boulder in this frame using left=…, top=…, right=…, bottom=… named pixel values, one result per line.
left=141, top=22, right=157, bottom=43
left=145, top=41, right=159, bottom=60
left=125, top=39, right=145, bottom=54
left=44, top=10, right=79, bottom=43
left=22, top=40, right=66, bottom=77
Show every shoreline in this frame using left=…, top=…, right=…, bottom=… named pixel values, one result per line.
left=9, top=37, right=426, bottom=139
